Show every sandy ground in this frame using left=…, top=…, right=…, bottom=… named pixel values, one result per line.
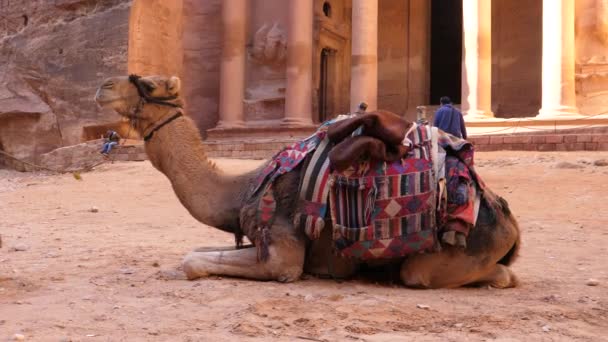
left=1, top=151, right=607, bottom=341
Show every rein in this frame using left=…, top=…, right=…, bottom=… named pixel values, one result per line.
left=127, top=74, right=184, bottom=142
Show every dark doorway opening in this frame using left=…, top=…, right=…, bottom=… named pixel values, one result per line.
left=319, top=48, right=331, bottom=122
left=430, top=0, right=462, bottom=105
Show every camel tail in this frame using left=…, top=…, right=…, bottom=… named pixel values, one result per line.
left=495, top=196, right=520, bottom=266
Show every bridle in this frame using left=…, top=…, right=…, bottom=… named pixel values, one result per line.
left=127, top=74, right=184, bottom=142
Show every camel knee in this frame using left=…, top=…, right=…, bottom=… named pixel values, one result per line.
left=400, top=257, right=434, bottom=288
left=401, top=269, right=432, bottom=289
left=267, top=242, right=305, bottom=282
left=182, top=251, right=211, bottom=280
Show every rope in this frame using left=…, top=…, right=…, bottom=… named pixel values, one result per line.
left=0, top=149, right=106, bottom=175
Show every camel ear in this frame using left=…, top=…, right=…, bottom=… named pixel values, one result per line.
left=167, top=76, right=181, bottom=95
left=138, top=78, right=157, bottom=92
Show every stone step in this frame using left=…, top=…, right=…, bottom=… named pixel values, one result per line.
left=203, top=132, right=608, bottom=159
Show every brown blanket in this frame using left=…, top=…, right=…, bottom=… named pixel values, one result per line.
left=327, top=110, right=413, bottom=171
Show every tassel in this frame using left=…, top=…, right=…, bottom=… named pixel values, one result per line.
left=364, top=182, right=378, bottom=224
left=255, top=226, right=271, bottom=262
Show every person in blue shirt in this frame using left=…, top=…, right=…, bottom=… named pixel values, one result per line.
left=433, top=96, right=467, bottom=139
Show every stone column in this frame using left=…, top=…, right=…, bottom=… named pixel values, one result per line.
left=350, top=0, right=378, bottom=112
left=283, top=0, right=314, bottom=126
left=216, top=0, right=246, bottom=128
left=461, top=0, right=493, bottom=119
left=537, top=0, right=579, bottom=118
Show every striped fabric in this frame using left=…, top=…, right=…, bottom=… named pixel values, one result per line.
left=294, top=137, right=333, bottom=239
left=329, top=124, right=438, bottom=259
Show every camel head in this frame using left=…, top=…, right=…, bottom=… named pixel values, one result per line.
left=95, top=75, right=183, bottom=124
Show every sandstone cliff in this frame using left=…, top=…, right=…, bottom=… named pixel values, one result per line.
left=0, top=0, right=131, bottom=170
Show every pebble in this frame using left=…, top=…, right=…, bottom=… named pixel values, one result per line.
left=554, top=162, right=584, bottom=169
left=542, top=325, right=551, bottom=332
left=11, top=244, right=29, bottom=252
left=454, top=323, right=464, bottom=328
left=586, top=278, right=600, bottom=286
left=304, top=294, right=314, bottom=301
left=12, top=334, right=25, bottom=341
left=416, top=304, right=430, bottom=310
left=89, top=206, right=99, bottom=213
left=593, top=159, right=608, bottom=167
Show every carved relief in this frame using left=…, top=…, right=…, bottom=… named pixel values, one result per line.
left=596, top=0, right=608, bottom=44
left=250, top=23, right=287, bottom=65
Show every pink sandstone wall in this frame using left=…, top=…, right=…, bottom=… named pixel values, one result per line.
left=128, top=0, right=184, bottom=78
left=491, top=0, right=542, bottom=118
left=181, top=0, right=223, bottom=135
left=378, top=0, right=409, bottom=116
left=575, top=0, right=608, bottom=116
left=0, top=0, right=131, bottom=167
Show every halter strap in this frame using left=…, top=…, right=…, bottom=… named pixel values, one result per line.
left=143, top=111, right=183, bottom=142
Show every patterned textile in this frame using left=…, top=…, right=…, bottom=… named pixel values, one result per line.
left=436, top=131, right=485, bottom=237
left=293, top=137, right=333, bottom=239
left=328, top=124, right=437, bottom=259
left=436, top=130, right=485, bottom=190
left=248, top=120, right=486, bottom=262
left=248, top=121, right=333, bottom=260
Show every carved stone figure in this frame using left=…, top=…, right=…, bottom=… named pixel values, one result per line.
left=250, top=23, right=287, bottom=65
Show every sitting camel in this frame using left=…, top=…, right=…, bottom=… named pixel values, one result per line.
left=94, top=75, right=520, bottom=288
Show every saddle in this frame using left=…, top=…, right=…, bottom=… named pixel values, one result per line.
left=327, top=110, right=413, bottom=171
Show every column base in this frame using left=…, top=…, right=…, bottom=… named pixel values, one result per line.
left=464, top=110, right=494, bottom=122
left=281, top=117, right=314, bottom=127
left=536, top=106, right=581, bottom=119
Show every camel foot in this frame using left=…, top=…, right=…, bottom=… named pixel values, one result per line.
left=479, top=264, right=519, bottom=289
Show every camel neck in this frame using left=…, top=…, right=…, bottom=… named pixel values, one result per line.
left=143, top=115, right=244, bottom=233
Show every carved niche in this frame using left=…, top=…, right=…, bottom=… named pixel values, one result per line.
left=250, top=22, right=287, bottom=65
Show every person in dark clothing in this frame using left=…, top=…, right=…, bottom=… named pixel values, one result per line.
left=433, top=96, right=467, bottom=139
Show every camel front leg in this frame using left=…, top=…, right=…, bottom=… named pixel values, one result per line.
left=182, top=222, right=305, bottom=282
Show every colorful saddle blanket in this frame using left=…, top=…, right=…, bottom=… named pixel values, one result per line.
left=295, top=124, right=437, bottom=259
left=248, top=119, right=482, bottom=261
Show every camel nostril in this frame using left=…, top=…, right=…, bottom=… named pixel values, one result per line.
left=102, top=81, right=114, bottom=89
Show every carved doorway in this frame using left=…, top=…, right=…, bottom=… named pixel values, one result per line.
left=430, top=0, right=463, bottom=105
left=319, top=48, right=336, bottom=122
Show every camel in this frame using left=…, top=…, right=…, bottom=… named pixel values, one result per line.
left=94, top=75, right=521, bottom=289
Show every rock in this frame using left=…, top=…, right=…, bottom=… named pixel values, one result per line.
left=586, top=278, right=600, bottom=286
left=554, top=162, right=584, bottom=169
left=304, top=294, right=314, bottom=301
left=89, top=206, right=99, bottom=213
left=0, top=0, right=133, bottom=170
left=11, top=244, right=29, bottom=252
left=542, top=325, right=551, bottom=332
left=454, top=323, right=464, bottom=328
left=416, top=304, right=430, bottom=310
left=12, top=334, right=25, bottom=341
left=593, top=159, right=608, bottom=167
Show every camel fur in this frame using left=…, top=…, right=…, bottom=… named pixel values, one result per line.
left=95, top=75, right=521, bottom=289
